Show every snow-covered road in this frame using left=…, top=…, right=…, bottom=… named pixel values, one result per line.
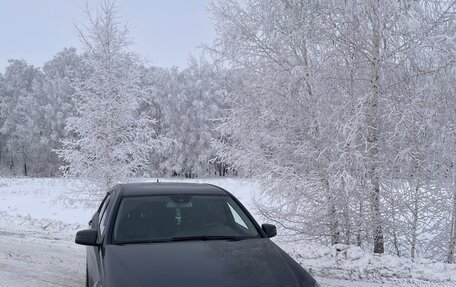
left=0, top=233, right=84, bottom=287
left=1, top=178, right=455, bottom=287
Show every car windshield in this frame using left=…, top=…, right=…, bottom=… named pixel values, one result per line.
left=112, top=194, right=260, bottom=243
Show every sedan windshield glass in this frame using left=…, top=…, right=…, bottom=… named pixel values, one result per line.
left=113, top=195, right=260, bottom=243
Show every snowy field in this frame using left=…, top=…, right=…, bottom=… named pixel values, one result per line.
left=0, top=178, right=455, bottom=287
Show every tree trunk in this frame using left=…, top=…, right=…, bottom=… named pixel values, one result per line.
left=368, top=0, right=384, bottom=254
left=299, top=37, right=340, bottom=245
left=329, top=202, right=340, bottom=245
left=447, top=169, right=456, bottom=263
left=390, top=196, right=401, bottom=256
left=341, top=178, right=351, bottom=244
left=357, top=200, right=363, bottom=247
left=392, top=228, right=401, bottom=257
left=10, top=154, right=15, bottom=171
left=22, top=153, right=28, bottom=176
left=411, top=184, right=420, bottom=259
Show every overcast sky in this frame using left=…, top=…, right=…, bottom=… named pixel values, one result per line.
left=0, top=0, right=216, bottom=72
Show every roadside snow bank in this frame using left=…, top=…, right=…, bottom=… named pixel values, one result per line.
left=0, top=177, right=97, bottom=224
left=281, top=242, right=456, bottom=286
left=0, top=211, right=82, bottom=241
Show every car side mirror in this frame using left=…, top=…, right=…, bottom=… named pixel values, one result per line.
left=75, top=229, right=99, bottom=246
left=262, top=224, right=277, bottom=238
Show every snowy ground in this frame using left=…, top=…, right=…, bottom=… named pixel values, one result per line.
left=0, top=178, right=455, bottom=287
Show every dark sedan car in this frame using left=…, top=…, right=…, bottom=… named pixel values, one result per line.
left=76, top=182, right=319, bottom=287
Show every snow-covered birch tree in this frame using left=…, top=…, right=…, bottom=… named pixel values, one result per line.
left=57, top=0, right=168, bottom=188
left=209, top=0, right=344, bottom=245
left=209, top=0, right=456, bottom=256
left=313, top=0, right=455, bottom=254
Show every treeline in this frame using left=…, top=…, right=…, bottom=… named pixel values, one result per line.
left=0, top=50, right=230, bottom=178
left=1, top=0, right=456, bottom=263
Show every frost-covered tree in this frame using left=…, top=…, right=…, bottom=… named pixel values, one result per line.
left=138, top=65, right=178, bottom=176
left=209, top=0, right=456, bottom=256
left=29, top=47, right=86, bottom=176
left=209, top=0, right=343, bottom=245
left=161, top=56, right=227, bottom=177
left=57, top=1, right=168, bottom=187
left=0, top=49, right=85, bottom=177
left=140, top=57, right=230, bottom=177
left=434, top=57, right=456, bottom=263
left=0, top=59, right=43, bottom=176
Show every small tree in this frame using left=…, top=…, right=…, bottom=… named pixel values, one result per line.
left=57, top=0, right=168, bottom=188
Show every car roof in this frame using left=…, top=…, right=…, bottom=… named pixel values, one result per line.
left=116, top=182, right=229, bottom=196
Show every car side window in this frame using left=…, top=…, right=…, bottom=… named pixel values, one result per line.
left=98, top=193, right=112, bottom=236
left=226, top=202, right=248, bottom=229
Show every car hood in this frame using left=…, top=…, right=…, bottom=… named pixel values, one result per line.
left=104, top=238, right=315, bottom=287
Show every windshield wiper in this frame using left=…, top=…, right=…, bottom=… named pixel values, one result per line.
left=114, top=236, right=254, bottom=245
left=170, top=235, right=248, bottom=242
left=114, top=238, right=174, bottom=245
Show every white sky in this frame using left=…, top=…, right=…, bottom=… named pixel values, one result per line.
left=0, top=0, right=216, bottom=72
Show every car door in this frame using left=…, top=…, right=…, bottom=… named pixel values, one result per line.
left=87, top=189, right=114, bottom=287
